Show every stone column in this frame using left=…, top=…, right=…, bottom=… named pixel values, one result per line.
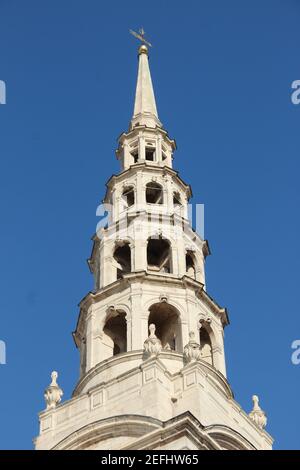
left=140, top=314, right=149, bottom=350
left=166, top=177, right=173, bottom=213
left=123, top=141, right=130, bottom=169
left=126, top=314, right=132, bottom=352
left=176, top=232, right=186, bottom=277
left=102, top=240, right=115, bottom=286
left=213, top=328, right=227, bottom=377
left=170, top=240, right=179, bottom=277
left=138, top=134, right=145, bottom=161
left=130, top=286, right=144, bottom=350
left=135, top=171, right=144, bottom=210
left=181, top=320, right=189, bottom=352
left=157, top=134, right=162, bottom=163
left=112, top=188, right=119, bottom=222
left=134, top=236, right=147, bottom=271
left=85, top=309, right=95, bottom=370
left=183, top=195, right=188, bottom=220
left=166, top=149, right=172, bottom=168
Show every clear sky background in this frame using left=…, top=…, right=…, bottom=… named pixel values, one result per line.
left=0, top=0, right=299, bottom=450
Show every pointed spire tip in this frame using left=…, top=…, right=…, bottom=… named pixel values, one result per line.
left=131, top=39, right=162, bottom=129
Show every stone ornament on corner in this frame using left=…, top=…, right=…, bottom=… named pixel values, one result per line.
left=143, top=323, right=162, bottom=359
left=159, top=293, right=168, bottom=303
left=183, top=331, right=201, bottom=364
left=249, top=395, right=267, bottom=429
left=199, top=315, right=212, bottom=326
left=44, top=371, right=63, bottom=411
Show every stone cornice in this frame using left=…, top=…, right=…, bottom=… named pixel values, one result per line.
left=72, top=271, right=229, bottom=340
left=117, top=125, right=177, bottom=150
left=71, top=350, right=232, bottom=399
left=49, top=410, right=265, bottom=451
left=72, top=350, right=183, bottom=397
left=205, top=420, right=273, bottom=447
left=74, top=272, right=229, bottom=341
left=103, top=163, right=192, bottom=202
left=52, top=414, right=163, bottom=450
left=121, top=411, right=218, bottom=451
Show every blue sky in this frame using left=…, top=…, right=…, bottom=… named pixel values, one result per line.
left=0, top=0, right=299, bottom=450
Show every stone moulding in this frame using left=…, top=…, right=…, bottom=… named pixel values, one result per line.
left=48, top=411, right=268, bottom=451
left=74, top=272, right=229, bottom=342
left=70, top=350, right=233, bottom=399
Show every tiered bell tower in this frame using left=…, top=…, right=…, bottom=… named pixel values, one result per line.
left=35, top=39, right=273, bottom=451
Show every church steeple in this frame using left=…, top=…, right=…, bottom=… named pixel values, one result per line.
left=35, top=35, right=273, bottom=451
left=131, top=44, right=162, bottom=130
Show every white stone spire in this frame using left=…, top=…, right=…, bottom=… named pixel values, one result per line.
left=131, top=44, right=162, bottom=129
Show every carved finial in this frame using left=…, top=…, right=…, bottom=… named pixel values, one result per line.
left=159, top=294, right=168, bottom=303
left=44, top=371, right=63, bottom=410
left=149, top=323, right=156, bottom=337
left=50, top=371, right=58, bottom=386
left=183, top=331, right=201, bottom=364
left=249, top=395, right=267, bottom=429
left=143, top=323, right=162, bottom=358
left=199, top=315, right=211, bottom=326
left=107, top=304, right=115, bottom=314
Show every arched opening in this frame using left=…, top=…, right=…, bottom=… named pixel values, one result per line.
left=147, top=237, right=172, bottom=273
left=121, top=186, right=135, bottom=208
left=145, top=146, right=156, bottom=161
left=173, top=191, right=182, bottom=213
left=186, top=251, right=196, bottom=279
left=148, top=302, right=182, bottom=352
left=130, top=149, right=139, bottom=164
left=208, top=430, right=255, bottom=450
left=103, top=311, right=127, bottom=356
left=113, top=242, right=131, bottom=279
left=200, top=327, right=213, bottom=366
left=146, top=182, right=163, bottom=204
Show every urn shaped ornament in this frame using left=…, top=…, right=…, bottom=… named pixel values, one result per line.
left=183, top=331, right=201, bottom=363
left=44, top=371, right=63, bottom=410
left=249, top=395, right=267, bottom=429
left=143, top=323, right=162, bottom=358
